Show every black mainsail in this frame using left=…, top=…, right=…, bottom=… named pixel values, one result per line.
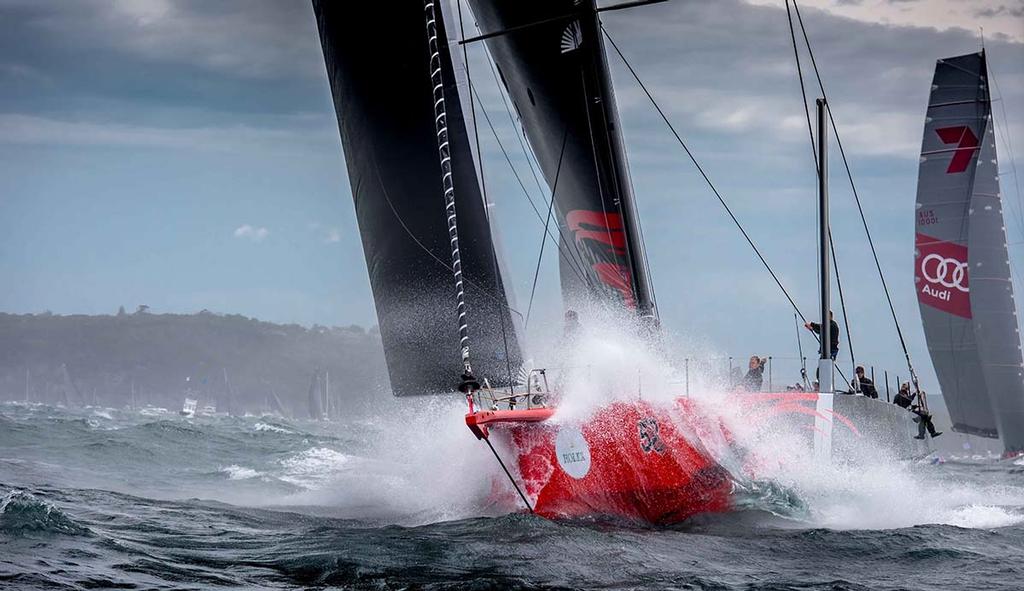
left=914, top=51, right=1024, bottom=450
left=314, top=1, right=523, bottom=395
left=466, top=0, right=657, bottom=322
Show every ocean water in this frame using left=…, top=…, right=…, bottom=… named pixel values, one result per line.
left=2, top=399, right=1023, bottom=591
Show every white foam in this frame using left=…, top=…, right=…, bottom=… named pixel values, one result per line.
left=941, top=504, right=1023, bottom=529
left=279, top=397, right=505, bottom=524
left=221, top=465, right=263, bottom=480
left=253, top=422, right=292, bottom=434
left=278, top=447, right=351, bottom=489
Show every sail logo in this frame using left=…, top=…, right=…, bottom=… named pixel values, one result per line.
left=935, top=126, right=979, bottom=174
left=921, top=255, right=969, bottom=292
left=567, top=210, right=637, bottom=309
left=915, top=233, right=972, bottom=318
left=561, top=21, right=582, bottom=54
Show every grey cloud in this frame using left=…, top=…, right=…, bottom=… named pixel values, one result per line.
left=975, top=4, right=1024, bottom=18
left=0, top=0, right=327, bottom=129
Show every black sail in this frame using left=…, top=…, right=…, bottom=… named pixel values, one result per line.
left=466, top=0, right=657, bottom=321
left=313, top=1, right=523, bottom=395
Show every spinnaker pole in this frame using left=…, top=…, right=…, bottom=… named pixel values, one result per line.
left=424, top=0, right=480, bottom=393
left=816, top=98, right=834, bottom=394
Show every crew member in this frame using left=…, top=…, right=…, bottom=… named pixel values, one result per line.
left=741, top=356, right=766, bottom=391
left=852, top=366, right=878, bottom=399
left=564, top=309, right=581, bottom=340
left=893, top=382, right=915, bottom=408
left=805, top=311, right=840, bottom=360
left=911, top=390, right=942, bottom=440
left=893, top=383, right=942, bottom=439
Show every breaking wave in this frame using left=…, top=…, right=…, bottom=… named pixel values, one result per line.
left=0, top=490, right=88, bottom=536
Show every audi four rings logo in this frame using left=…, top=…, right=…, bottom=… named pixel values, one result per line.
left=920, top=254, right=969, bottom=292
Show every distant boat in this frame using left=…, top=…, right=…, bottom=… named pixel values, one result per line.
left=307, top=368, right=325, bottom=421
left=180, top=398, right=198, bottom=417
left=59, top=363, right=82, bottom=408
left=199, top=402, right=217, bottom=416
left=914, top=50, right=1024, bottom=456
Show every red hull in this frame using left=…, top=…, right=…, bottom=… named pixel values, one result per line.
left=468, top=398, right=736, bottom=524
left=467, top=390, right=922, bottom=523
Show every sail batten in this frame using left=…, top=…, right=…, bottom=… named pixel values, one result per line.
left=914, top=51, right=1024, bottom=450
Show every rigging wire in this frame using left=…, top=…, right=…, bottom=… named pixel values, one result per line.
left=602, top=23, right=852, bottom=387
left=785, top=0, right=857, bottom=383
left=470, top=28, right=597, bottom=324
left=468, top=81, right=598, bottom=290
left=790, top=0, right=920, bottom=391
left=794, top=312, right=809, bottom=388
left=474, top=31, right=596, bottom=285
left=526, top=130, right=570, bottom=329
left=830, top=235, right=856, bottom=383
left=600, top=26, right=809, bottom=325
left=484, top=437, right=534, bottom=513
left=784, top=0, right=822, bottom=317
left=479, top=39, right=550, bottom=202
left=987, top=55, right=1024, bottom=313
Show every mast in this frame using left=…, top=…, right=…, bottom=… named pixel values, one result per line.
left=816, top=98, right=833, bottom=394
left=222, top=368, right=233, bottom=416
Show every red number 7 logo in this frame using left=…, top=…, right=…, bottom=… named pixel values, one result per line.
left=935, top=126, right=979, bottom=174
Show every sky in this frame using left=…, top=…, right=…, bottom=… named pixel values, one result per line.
left=0, top=0, right=1022, bottom=394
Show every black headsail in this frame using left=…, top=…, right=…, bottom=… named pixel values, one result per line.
left=313, top=1, right=523, bottom=395
left=466, top=0, right=658, bottom=323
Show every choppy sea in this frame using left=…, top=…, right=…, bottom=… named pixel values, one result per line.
left=2, top=399, right=1023, bottom=590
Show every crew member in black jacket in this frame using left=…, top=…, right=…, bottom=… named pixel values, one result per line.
left=852, top=366, right=878, bottom=398
left=893, top=383, right=942, bottom=439
left=805, top=311, right=840, bottom=360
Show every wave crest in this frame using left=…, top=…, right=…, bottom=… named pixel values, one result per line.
left=0, top=490, right=89, bottom=536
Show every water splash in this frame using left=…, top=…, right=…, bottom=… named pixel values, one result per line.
left=524, top=320, right=1024, bottom=531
